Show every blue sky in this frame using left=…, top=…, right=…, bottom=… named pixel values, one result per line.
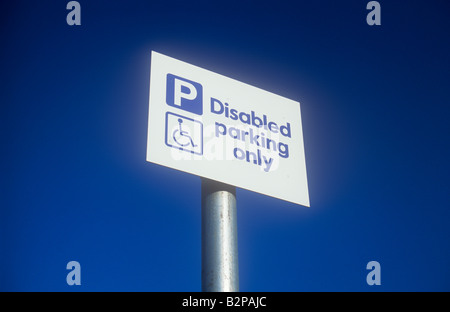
left=1, top=0, right=449, bottom=291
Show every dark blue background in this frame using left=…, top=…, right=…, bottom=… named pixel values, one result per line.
left=1, top=0, right=449, bottom=291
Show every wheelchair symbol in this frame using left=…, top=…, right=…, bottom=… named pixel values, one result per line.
left=173, top=118, right=198, bottom=148
left=165, top=112, right=203, bottom=155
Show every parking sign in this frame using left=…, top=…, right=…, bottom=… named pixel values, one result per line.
left=147, top=51, right=310, bottom=207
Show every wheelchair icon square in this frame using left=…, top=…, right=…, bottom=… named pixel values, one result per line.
left=165, top=112, right=203, bottom=155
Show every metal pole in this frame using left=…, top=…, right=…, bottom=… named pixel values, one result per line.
left=201, top=178, right=239, bottom=292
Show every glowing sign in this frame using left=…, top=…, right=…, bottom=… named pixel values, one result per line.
left=147, top=51, right=309, bottom=206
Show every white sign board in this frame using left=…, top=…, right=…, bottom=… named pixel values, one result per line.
left=147, top=51, right=310, bottom=206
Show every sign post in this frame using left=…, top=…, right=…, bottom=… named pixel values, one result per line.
left=146, top=51, right=310, bottom=291
left=201, top=178, right=238, bottom=292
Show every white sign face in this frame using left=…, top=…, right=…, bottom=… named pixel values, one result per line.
left=147, top=51, right=310, bottom=207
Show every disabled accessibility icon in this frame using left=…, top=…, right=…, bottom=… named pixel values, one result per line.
left=173, top=118, right=198, bottom=148
left=165, top=112, right=203, bottom=155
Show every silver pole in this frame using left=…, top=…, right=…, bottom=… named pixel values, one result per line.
left=201, top=178, right=239, bottom=292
